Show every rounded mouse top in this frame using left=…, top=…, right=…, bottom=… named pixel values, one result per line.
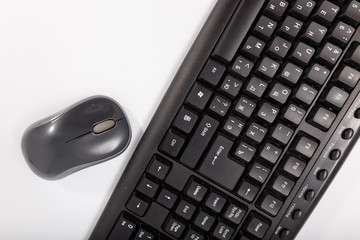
left=21, top=96, right=131, bottom=180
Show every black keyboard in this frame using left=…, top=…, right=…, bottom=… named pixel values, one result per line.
left=90, top=0, right=360, bottom=239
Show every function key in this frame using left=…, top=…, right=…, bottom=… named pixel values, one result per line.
left=194, top=211, right=216, bottom=231
left=308, top=106, right=336, bottom=131
left=282, top=156, right=306, bottom=178
left=328, top=21, right=355, bottom=47
left=253, top=16, right=278, bottom=40
left=260, top=142, right=282, bottom=164
left=147, top=156, right=170, bottom=180
left=185, top=179, right=208, bottom=202
left=134, top=228, right=155, bottom=240
left=220, top=75, right=243, bottom=99
left=126, top=193, right=150, bottom=217
left=283, top=103, right=306, bottom=125
left=158, top=130, right=185, bottom=158
left=304, top=189, right=316, bottom=201
left=258, top=193, right=283, bottom=216
left=184, top=229, right=204, bottom=240
left=263, top=0, right=289, bottom=21
left=245, top=76, right=268, bottom=98
left=289, top=0, right=316, bottom=20
left=342, top=128, right=354, bottom=140
left=317, top=42, right=342, bottom=67
left=157, top=188, right=177, bottom=209
left=278, top=16, right=303, bottom=40
left=304, top=63, right=330, bottom=87
left=329, top=148, right=341, bottom=160
left=293, top=135, right=319, bottom=159
left=271, top=123, right=294, bottom=145
left=248, top=162, right=271, bottom=183
left=340, top=1, right=360, bottom=27
left=205, top=192, right=227, bottom=213
left=185, top=83, right=212, bottom=111
left=222, top=115, right=245, bottom=138
left=312, top=1, right=340, bottom=26
left=172, top=107, right=198, bottom=134
left=163, top=215, right=186, bottom=238
left=224, top=202, right=246, bottom=224
left=209, top=95, right=231, bottom=117
left=237, top=180, right=259, bottom=202
left=268, top=82, right=291, bottom=104
left=317, top=169, right=329, bottom=181
left=175, top=199, right=196, bottom=220
left=332, top=65, right=360, bottom=90
left=322, top=85, right=349, bottom=110
left=244, top=213, right=270, bottom=239
left=300, top=21, right=327, bottom=46
left=294, top=83, right=317, bottom=106
left=107, top=214, right=137, bottom=240
left=212, top=221, right=234, bottom=240
left=199, top=60, right=225, bottom=87
left=136, top=176, right=159, bottom=198
left=231, top=55, right=254, bottom=79
left=271, top=174, right=295, bottom=196
left=355, top=108, right=360, bottom=118
left=241, top=35, right=266, bottom=60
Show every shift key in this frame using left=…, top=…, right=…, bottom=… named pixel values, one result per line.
left=180, top=115, right=219, bottom=168
left=199, top=135, right=245, bottom=191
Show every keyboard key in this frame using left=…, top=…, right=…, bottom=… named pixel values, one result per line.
left=185, top=83, right=212, bottom=111
left=290, top=42, right=315, bottom=66
left=268, top=82, right=291, bottom=104
left=283, top=156, right=306, bottom=178
left=199, top=135, right=245, bottom=190
left=107, top=215, right=137, bottom=240
left=126, top=194, right=149, bottom=217
left=245, top=76, right=268, bottom=98
left=157, top=188, right=177, bottom=209
left=256, top=57, right=280, bottom=79
left=257, top=102, right=279, bottom=124
left=344, top=43, right=360, bottom=68
left=159, top=130, right=185, bottom=158
left=235, top=96, right=257, bottom=118
left=222, top=115, right=245, bottom=138
left=224, top=202, right=246, bottom=224
left=328, top=21, right=355, bottom=47
left=313, top=1, right=340, bottom=26
left=295, top=83, right=317, bottom=106
left=199, top=60, right=225, bottom=87
left=318, top=42, right=343, bottom=67
left=294, top=135, right=318, bottom=158
left=278, top=16, right=303, bottom=40
left=184, top=229, right=204, bottom=240
left=185, top=179, right=208, bottom=202
left=136, top=176, right=159, bottom=198
left=180, top=115, right=219, bottom=168
left=304, top=63, right=330, bottom=86
left=279, top=62, right=303, bottom=85
left=340, top=0, right=360, bottom=27
left=260, top=142, right=282, bottom=164
left=231, top=55, right=254, bottom=78
left=271, top=174, right=295, bottom=196
left=322, top=85, right=349, bottom=110
left=220, top=75, right=243, bottom=98
left=134, top=228, right=155, bottom=240
left=163, top=216, right=186, bottom=238
left=209, top=95, right=231, bottom=117
left=267, top=36, right=292, bottom=59
left=242, top=35, right=265, bottom=59
left=175, top=200, right=196, bottom=220
left=284, top=103, right=306, bottom=125
left=263, top=0, right=289, bottom=21
left=249, top=162, right=271, bottom=183
left=246, top=122, right=267, bottom=143
left=332, top=65, right=360, bottom=90
left=309, top=106, right=336, bottom=130
left=271, top=123, right=293, bottom=144
left=289, top=0, right=316, bottom=20
left=172, top=107, right=198, bottom=134
left=254, top=15, right=277, bottom=40
left=213, top=222, right=234, bottom=240
left=194, top=211, right=216, bottom=231
left=237, top=181, right=259, bottom=202
left=235, top=141, right=256, bottom=163
left=301, top=21, right=327, bottom=46
left=205, top=192, right=227, bottom=213
left=147, top=156, right=170, bottom=180
left=259, top=193, right=283, bottom=216
left=244, top=213, right=270, bottom=238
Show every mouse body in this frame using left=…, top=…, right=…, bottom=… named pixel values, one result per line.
left=21, top=96, right=131, bottom=180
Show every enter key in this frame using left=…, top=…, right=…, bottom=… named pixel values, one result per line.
left=199, top=135, right=245, bottom=191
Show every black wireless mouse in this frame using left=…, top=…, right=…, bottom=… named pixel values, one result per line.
left=21, top=96, right=131, bottom=180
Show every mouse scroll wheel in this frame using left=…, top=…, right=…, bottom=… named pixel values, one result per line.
left=92, top=119, right=116, bottom=134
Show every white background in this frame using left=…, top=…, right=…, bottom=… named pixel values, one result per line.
left=1, top=0, right=360, bottom=239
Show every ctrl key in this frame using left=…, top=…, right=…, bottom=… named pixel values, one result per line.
left=244, top=213, right=270, bottom=239
left=163, top=215, right=186, bottom=238
left=107, top=214, right=137, bottom=240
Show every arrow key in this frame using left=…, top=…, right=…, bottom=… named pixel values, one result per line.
left=237, top=180, right=259, bottom=202
left=157, top=188, right=177, bottom=209
left=136, top=176, right=159, bottom=198
left=126, top=193, right=149, bottom=217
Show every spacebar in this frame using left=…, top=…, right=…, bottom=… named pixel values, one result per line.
left=212, top=0, right=265, bottom=63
